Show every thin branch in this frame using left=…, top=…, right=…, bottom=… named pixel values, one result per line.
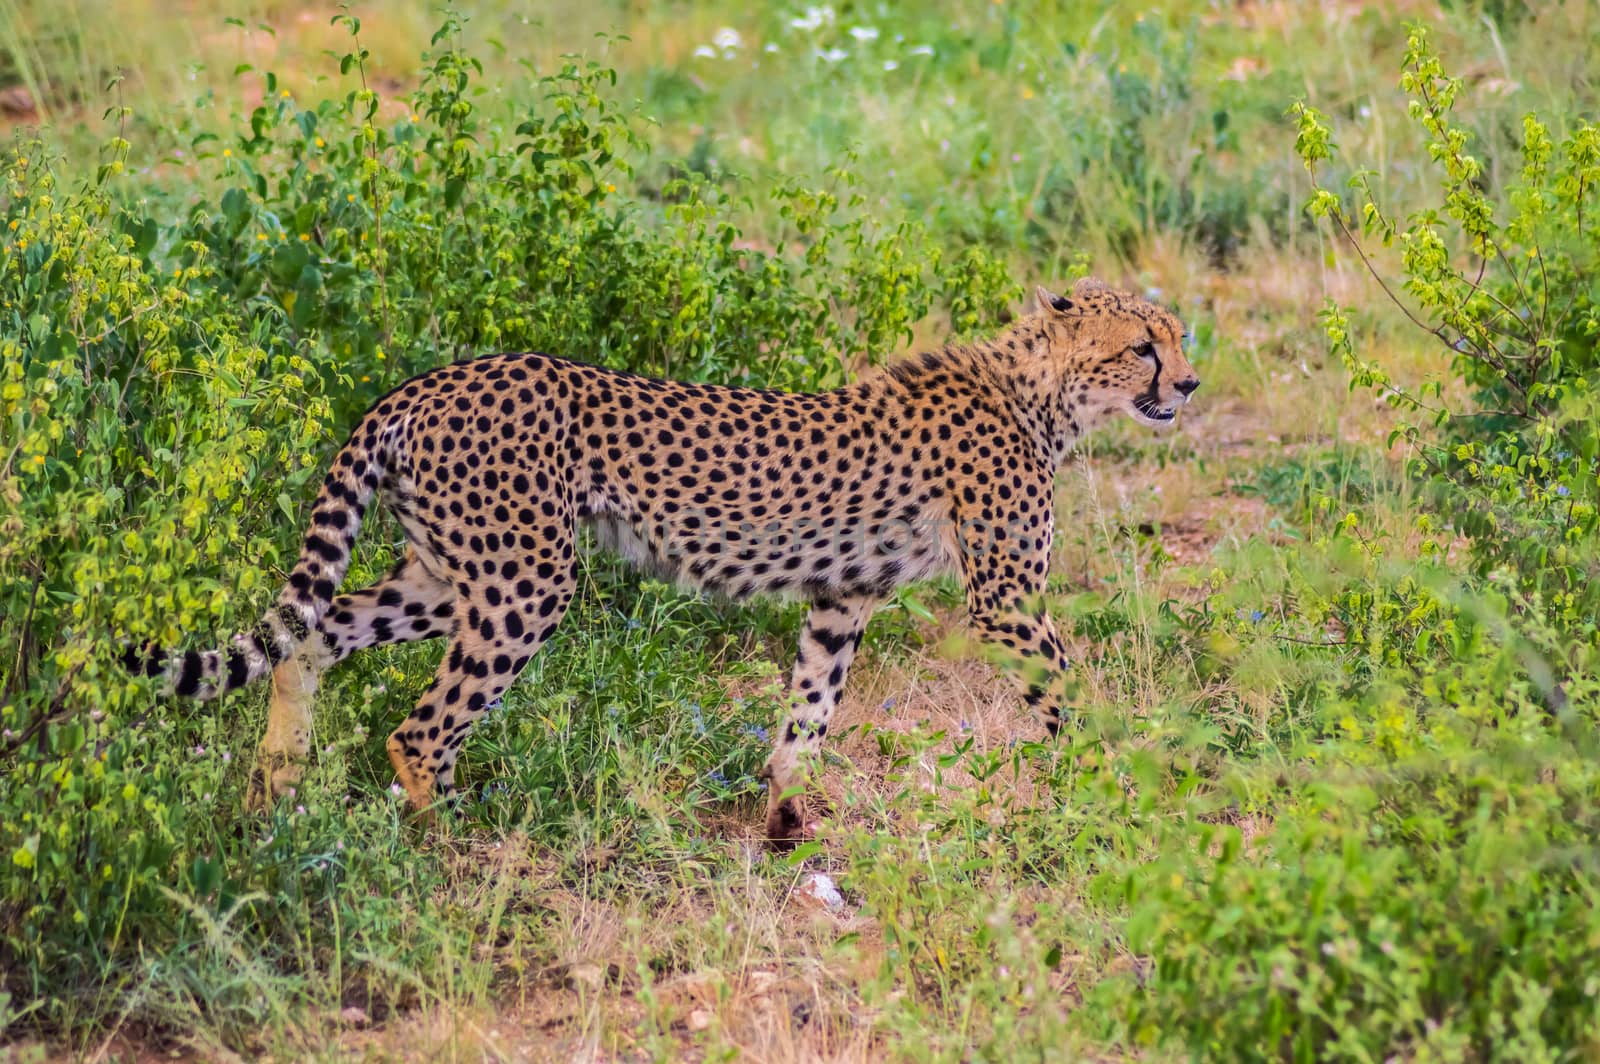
left=1, top=663, right=85, bottom=759
left=1323, top=206, right=1494, bottom=388
left=1272, top=635, right=1354, bottom=648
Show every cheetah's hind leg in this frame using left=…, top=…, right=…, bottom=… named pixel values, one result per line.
left=244, top=639, right=328, bottom=813
left=386, top=544, right=575, bottom=817
left=245, top=550, right=456, bottom=813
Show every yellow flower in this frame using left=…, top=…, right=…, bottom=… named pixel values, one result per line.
left=299, top=233, right=311, bottom=241
left=6, top=220, right=15, bottom=230
left=31, top=454, right=44, bottom=466
left=605, top=183, right=616, bottom=193
left=347, top=193, right=356, bottom=202
left=315, top=137, right=325, bottom=148
left=256, top=232, right=268, bottom=241
left=1021, top=87, right=1034, bottom=100
left=281, top=89, right=291, bottom=98
left=360, top=375, right=371, bottom=382
left=16, top=239, right=25, bottom=250
left=223, top=149, right=233, bottom=158
left=409, top=113, right=419, bottom=123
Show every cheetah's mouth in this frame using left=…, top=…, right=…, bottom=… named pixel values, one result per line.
left=1131, top=396, right=1177, bottom=425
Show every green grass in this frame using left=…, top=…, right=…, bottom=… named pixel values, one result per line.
left=3, top=1, right=1600, bottom=1060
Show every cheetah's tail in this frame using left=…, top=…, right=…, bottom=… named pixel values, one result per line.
left=123, top=415, right=393, bottom=700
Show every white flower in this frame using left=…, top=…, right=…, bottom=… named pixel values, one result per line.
left=714, top=27, right=742, bottom=50
left=883, top=59, right=899, bottom=71
left=816, top=47, right=848, bottom=63
left=908, top=44, right=935, bottom=57
left=849, top=26, right=879, bottom=42
left=789, top=6, right=835, bottom=32
left=693, top=45, right=717, bottom=59
left=765, top=42, right=780, bottom=53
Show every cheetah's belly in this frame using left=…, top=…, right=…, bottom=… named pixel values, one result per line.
left=583, top=499, right=957, bottom=603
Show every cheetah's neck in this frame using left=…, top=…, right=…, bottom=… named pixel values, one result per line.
left=871, top=317, right=1085, bottom=468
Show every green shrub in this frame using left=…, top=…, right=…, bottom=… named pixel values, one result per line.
left=1119, top=593, right=1600, bottom=1061
left=1081, top=25, right=1600, bottom=1060
left=1295, top=23, right=1600, bottom=629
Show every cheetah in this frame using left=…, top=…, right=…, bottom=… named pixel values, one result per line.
left=128, top=277, right=1197, bottom=847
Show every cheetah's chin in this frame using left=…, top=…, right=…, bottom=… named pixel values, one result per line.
left=1130, top=403, right=1177, bottom=425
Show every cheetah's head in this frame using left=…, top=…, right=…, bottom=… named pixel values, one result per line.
left=1033, top=277, right=1199, bottom=429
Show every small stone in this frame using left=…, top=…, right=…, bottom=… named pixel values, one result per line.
left=0, top=86, right=37, bottom=117
left=798, top=872, right=846, bottom=913
left=687, top=1008, right=713, bottom=1032
left=566, top=962, right=607, bottom=989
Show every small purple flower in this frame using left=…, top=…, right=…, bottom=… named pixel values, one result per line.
left=744, top=724, right=769, bottom=742
left=881, top=698, right=896, bottom=710
left=1250, top=610, right=1265, bottom=623
left=708, top=770, right=728, bottom=786
left=1556, top=485, right=1571, bottom=497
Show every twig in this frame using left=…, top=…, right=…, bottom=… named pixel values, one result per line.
left=1, top=662, right=85, bottom=759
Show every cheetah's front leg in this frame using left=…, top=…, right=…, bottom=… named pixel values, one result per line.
left=763, top=596, right=876, bottom=848
left=955, top=498, right=1075, bottom=738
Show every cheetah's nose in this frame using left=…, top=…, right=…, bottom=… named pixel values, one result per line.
left=1175, top=376, right=1200, bottom=397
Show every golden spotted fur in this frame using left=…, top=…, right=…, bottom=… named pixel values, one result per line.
left=131, top=277, right=1196, bottom=846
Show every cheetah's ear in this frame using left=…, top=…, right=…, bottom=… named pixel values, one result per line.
left=1072, top=276, right=1110, bottom=298
left=1035, top=285, right=1072, bottom=314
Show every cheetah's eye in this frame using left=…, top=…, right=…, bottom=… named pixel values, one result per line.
left=1133, top=341, right=1157, bottom=362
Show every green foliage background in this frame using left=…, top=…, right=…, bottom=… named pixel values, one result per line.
left=1, top=2, right=1599, bottom=1060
